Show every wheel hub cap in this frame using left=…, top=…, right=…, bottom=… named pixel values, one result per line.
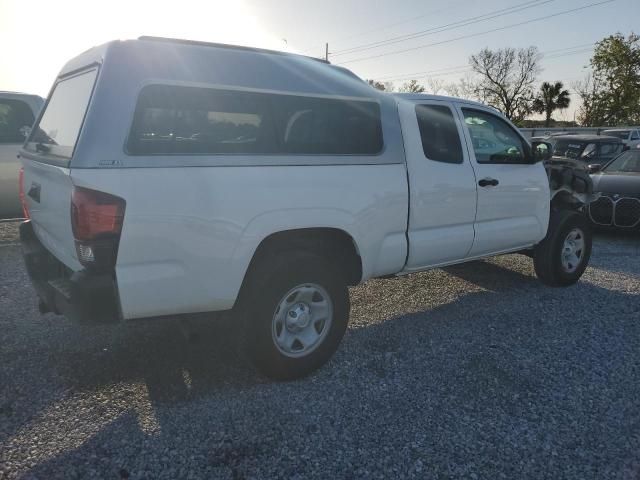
left=561, top=228, right=585, bottom=274
left=271, top=284, right=334, bottom=358
left=286, top=303, right=311, bottom=332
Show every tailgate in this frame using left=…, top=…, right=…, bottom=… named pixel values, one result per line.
left=19, top=67, right=99, bottom=271
left=21, top=155, right=81, bottom=270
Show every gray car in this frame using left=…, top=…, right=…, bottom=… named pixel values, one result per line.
left=1, top=91, right=44, bottom=218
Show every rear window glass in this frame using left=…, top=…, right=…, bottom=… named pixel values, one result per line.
left=26, top=69, right=97, bottom=159
left=127, top=85, right=383, bottom=156
left=0, top=99, right=35, bottom=144
left=415, top=104, right=463, bottom=164
left=553, top=140, right=587, bottom=158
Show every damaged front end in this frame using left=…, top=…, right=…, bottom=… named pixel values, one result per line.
left=544, top=157, right=600, bottom=210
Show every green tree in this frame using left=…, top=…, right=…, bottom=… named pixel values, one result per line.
left=577, top=33, right=640, bottom=126
left=366, top=79, right=395, bottom=92
left=532, top=81, right=571, bottom=127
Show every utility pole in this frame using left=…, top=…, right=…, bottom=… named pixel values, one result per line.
left=325, top=43, right=329, bottom=62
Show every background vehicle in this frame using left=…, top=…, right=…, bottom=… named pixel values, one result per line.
left=20, top=37, right=596, bottom=380
left=529, top=132, right=578, bottom=149
left=602, top=128, right=640, bottom=148
left=552, top=134, right=626, bottom=168
left=0, top=92, right=43, bottom=218
left=588, top=149, right=640, bottom=229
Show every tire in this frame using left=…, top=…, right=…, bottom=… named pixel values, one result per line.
left=242, top=251, right=350, bottom=380
left=533, top=209, right=592, bottom=287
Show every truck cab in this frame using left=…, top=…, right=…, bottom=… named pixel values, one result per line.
left=396, top=94, right=550, bottom=269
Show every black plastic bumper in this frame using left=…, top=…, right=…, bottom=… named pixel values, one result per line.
left=20, top=220, right=121, bottom=323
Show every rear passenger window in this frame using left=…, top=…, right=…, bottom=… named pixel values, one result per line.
left=0, top=99, right=34, bottom=144
left=127, top=85, right=383, bottom=156
left=415, top=104, right=463, bottom=163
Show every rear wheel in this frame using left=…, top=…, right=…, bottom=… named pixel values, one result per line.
left=242, top=251, right=349, bottom=380
left=534, top=210, right=592, bottom=287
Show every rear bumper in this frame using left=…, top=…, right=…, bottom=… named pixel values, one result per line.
left=20, top=220, right=121, bottom=322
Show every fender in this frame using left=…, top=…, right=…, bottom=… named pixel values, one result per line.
left=229, top=207, right=407, bottom=294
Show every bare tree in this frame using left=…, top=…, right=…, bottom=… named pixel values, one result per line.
left=398, top=79, right=425, bottom=93
left=468, top=46, right=541, bottom=122
left=573, top=75, right=603, bottom=126
left=442, top=74, right=478, bottom=100
left=425, top=77, right=445, bottom=95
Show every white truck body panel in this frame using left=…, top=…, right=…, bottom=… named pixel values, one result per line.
left=21, top=156, right=82, bottom=271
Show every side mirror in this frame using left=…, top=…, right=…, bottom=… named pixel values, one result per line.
left=19, top=125, right=32, bottom=139
left=531, top=141, right=553, bottom=162
left=623, top=145, right=631, bottom=151
left=587, top=164, right=602, bottom=174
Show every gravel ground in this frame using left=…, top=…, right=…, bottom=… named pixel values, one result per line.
left=1, top=221, right=639, bottom=479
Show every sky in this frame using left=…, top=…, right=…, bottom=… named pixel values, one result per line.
left=1, top=0, right=638, bottom=121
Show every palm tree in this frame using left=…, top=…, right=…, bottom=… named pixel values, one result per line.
left=532, top=81, right=571, bottom=127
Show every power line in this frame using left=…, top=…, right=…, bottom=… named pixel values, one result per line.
left=374, top=43, right=597, bottom=83
left=298, top=1, right=470, bottom=54
left=331, top=0, right=555, bottom=57
left=336, top=0, right=615, bottom=65
left=374, top=64, right=470, bottom=81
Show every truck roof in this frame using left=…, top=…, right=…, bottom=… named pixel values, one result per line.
left=392, top=92, right=490, bottom=109
left=57, top=37, right=377, bottom=100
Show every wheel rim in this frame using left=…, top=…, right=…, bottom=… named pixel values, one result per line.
left=271, top=283, right=333, bottom=358
left=561, top=227, right=585, bottom=274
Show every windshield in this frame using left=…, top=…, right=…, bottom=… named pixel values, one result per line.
left=553, top=139, right=588, bottom=158
left=602, top=130, right=630, bottom=140
left=26, top=69, right=97, bottom=161
left=604, top=150, right=640, bottom=173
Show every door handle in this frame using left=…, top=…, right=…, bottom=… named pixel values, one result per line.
left=478, top=178, right=499, bottom=187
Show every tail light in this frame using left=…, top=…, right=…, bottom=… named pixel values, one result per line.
left=18, top=167, right=30, bottom=219
left=71, top=187, right=126, bottom=270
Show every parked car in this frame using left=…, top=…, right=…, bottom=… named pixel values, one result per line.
left=529, top=132, right=576, bottom=149
left=552, top=135, right=626, bottom=168
left=601, top=128, right=640, bottom=149
left=588, top=149, right=640, bottom=229
left=0, top=92, right=43, bottom=217
left=20, top=37, right=596, bottom=380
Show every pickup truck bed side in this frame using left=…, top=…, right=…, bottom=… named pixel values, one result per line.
left=69, top=164, right=409, bottom=318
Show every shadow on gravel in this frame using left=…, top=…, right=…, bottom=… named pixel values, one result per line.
left=5, top=258, right=640, bottom=479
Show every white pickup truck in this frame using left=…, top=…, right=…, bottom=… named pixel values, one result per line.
left=20, top=37, right=595, bottom=379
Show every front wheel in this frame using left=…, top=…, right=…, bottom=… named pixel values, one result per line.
left=533, top=210, right=592, bottom=287
left=243, top=251, right=350, bottom=380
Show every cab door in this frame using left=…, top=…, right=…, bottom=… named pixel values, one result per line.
left=399, top=99, right=477, bottom=270
left=455, top=104, right=549, bottom=257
